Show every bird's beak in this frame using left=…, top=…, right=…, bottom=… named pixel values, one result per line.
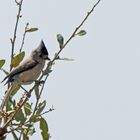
left=45, top=56, right=50, bottom=61
left=47, top=57, right=50, bottom=61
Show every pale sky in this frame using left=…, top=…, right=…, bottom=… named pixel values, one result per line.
left=0, top=0, right=140, bottom=140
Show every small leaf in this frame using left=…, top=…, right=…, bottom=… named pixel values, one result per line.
left=34, top=85, right=40, bottom=99
left=76, top=30, right=87, bottom=36
left=27, top=127, right=35, bottom=136
left=11, top=51, right=25, bottom=68
left=57, top=34, right=64, bottom=48
left=24, top=102, right=32, bottom=116
left=7, top=99, right=14, bottom=112
left=7, top=85, right=20, bottom=111
left=30, top=115, right=41, bottom=123
left=43, top=68, right=52, bottom=75
left=40, top=117, right=49, bottom=140
left=24, top=123, right=33, bottom=128
left=59, top=58, right=75, bottom=61
left=26, top=28, right=38, bottom=32
left=43, top=62, right=53, bottom=75
left=0, top=59, right=5, bottom=69
left=0, top=112, right=4, bottom=117
left=11, top=84, right=20, bottom=96
left=15, top=109, right=26, bottom=124
left=36, top=100, right=46, bottom=115
left=23, top=126, right=35, bottom=136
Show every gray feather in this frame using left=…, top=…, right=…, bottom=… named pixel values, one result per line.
left=2, top=60, right=38, bottom=85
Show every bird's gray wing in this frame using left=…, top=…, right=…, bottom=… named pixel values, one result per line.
left=2, top=60, right=38, bottom=84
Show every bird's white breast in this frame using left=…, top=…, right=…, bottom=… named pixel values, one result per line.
left=17, top=60, right=45, bottom=85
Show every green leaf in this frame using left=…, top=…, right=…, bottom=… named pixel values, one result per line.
left=6, top=88, right=18, bottom=111
left=59, top=58, right=74, bottom=61
left=6, top=100, right=13, bottom=112
left=24, top=102, right=32, bottom=116
left=57, top=34, right=64, bottom=46
left=40, top=117, right=49, bottom=140
left=23, top=126, right=35, bottom=136
left=26, top=28, right=38, bottom=32
left=76, top=30, right=87, bottom=36
left=34, top=85, right=40, bottom=99
left=36, top=100, right=46, bottom=115
left=0, top=59, right=5, bottom=69
left=15, top=109, right=26, bottom=124
left=29, top=115, right=41, bottom=123
left=10, top=84, right=20, bottom=96
left=24, top=123, right=33, bottom=128
left=27, top=127, right=35, bottom=136
left=43, top=67, right=52, bottom=75
left=43, top=62, right=53, bottom=75
left=11, top=51, right=25, bottom=68
left=0, top=112, right=4, bottom=117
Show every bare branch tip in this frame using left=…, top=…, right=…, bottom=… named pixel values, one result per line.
left=15, top=0, right=21, bottom=5
left=26, top=22, right=29, bottom=26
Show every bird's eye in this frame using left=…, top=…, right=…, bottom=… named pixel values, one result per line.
left=39, top=54, right=43, bottom=58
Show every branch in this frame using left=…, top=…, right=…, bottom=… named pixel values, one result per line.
left=10, top=0, right=24, bottom=70
left=15, top=0, right=21, bottom=5
left=40, top=106, right=54, bottom=116
left=19, top=23, right=29, bottom=52
left=32, top=76, right=49, bottom=115
left=52, top=0, right=101, bottom=63
left=2, top=92, right=27, bottom=129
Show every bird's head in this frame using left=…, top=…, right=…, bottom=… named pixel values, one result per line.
left=31, top=40, right=50, bottom=62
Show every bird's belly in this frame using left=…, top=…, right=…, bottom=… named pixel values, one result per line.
left=18, top=63, right=45, bottom=85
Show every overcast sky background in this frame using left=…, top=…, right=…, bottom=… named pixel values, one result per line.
left=0, top=0, right=140, bottom=140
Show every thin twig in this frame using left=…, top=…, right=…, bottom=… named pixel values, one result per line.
left=51, top=0, right=101, bottom=63
left=32, top=76, right=49, bottom=115
left=15, top=0, right=21, bottom=5
left=11, top=131, right=18, bottom=140
left=10, top=0, right=24, bottom=71
left=20, top=85, right=30, bottom=94
left=19, top=128, right=24, bottom=140
left=19, top=23, right=29, bottom=52
left=22, top=106, right=54, bottom=127
left=7, top=126, right=19, bottom=133
left=40, top=107, right=54, bottom=116
left=24, top=75, right=49, bottom=137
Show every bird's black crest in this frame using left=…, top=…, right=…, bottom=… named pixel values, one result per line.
left=39, top=40, right=49, bottom=55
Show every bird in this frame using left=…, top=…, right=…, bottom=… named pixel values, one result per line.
left=2, top=40, right=50, bottom=85
left=1, top=40, right=50, bottom=110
